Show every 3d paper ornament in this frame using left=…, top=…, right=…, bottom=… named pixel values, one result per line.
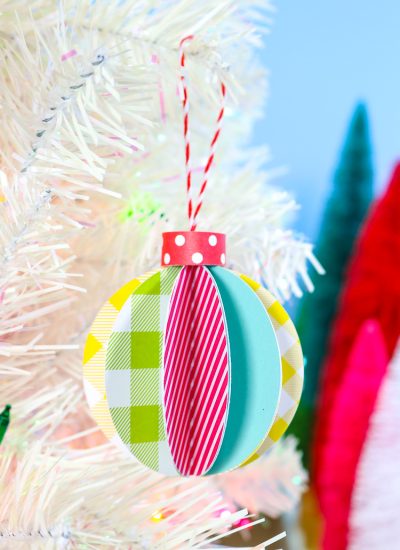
left=83, top=35, right=304, bottom=476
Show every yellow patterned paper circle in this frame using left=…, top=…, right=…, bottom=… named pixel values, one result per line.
left=238, top=274, right=304, bottom=466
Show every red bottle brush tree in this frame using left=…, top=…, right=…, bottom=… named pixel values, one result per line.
left=313, top=162, right=400, bottom=544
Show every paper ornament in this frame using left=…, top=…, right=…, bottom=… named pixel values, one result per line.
left=82, top=35, right=304, bottom=477
left=83, top=231, right=303, bottom=476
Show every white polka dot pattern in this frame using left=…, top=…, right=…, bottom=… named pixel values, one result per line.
left=192, top=252, right=203, bottom=264
left=175, top=235, right=186, bottom=246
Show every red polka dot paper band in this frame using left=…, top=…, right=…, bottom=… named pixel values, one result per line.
left=161, top=231, right=226, bottom=267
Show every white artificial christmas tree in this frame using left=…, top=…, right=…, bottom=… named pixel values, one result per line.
left=0, top=2, right=316, bottom=547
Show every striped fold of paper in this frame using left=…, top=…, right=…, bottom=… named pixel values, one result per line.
left=163, top=265, right=230, bottom=476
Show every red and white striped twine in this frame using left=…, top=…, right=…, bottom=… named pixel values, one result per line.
left=179, top=35, right=226, bottom=231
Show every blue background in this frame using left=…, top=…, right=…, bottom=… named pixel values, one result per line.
left=255, top=1, right=400, bottom=240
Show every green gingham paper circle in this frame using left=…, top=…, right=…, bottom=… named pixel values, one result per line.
left=83, top=270, right=158, bottom=444
left=105, top=267, right=181, bottom=475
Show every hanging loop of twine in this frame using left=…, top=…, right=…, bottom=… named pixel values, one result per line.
left=179, top=35, right=226, bottom=231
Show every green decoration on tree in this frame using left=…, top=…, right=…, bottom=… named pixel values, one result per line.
left=0, top=405, right=11, bottom=444
left=290, top=103, right=374, bottom=465
left=119, top=190, right=163, bottom=225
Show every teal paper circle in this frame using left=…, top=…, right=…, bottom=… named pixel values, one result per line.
left=207, top=267, right=282, bottom=474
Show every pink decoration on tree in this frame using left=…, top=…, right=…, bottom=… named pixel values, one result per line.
left=61, top=49, right=77, bottom=62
